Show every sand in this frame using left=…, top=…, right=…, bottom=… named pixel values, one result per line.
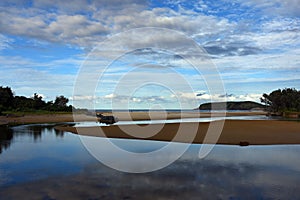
left=61, top=112, right=300, bottom=145
left=2, top=111, right=300, bottom=145
left=99, top=111, right=266, bottom=121
left=0, top=111, right=265, bottom=125
left=0, top=114, right=96, bottom=125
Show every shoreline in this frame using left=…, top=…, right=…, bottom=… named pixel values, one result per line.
left=55, top=119, right=300, bottom=146
left=2, top=111, right=300, bottom=146
left=0, top=111, right=266, bottom=126
left=0, top=114, right=96, bottom=126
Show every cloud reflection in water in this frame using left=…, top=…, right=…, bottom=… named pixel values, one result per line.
left=0, top=124, right=300, bottom=199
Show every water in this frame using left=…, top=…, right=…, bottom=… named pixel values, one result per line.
left=75, top=115, right=271, bottom=127
left=95, top=109, right=262, bottom=113
left=0, top=124, right=300, bottom=199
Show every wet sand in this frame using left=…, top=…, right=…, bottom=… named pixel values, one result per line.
left=99, top=111, right=266, bottom=121
left=56, top=119, right=300, bottom=145
left=0, top=111, right=265, bottom=125
left=3, top=111, right=300, bottom=145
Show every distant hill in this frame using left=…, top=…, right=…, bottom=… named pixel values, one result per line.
left=198, top=101, right=266, bottom=111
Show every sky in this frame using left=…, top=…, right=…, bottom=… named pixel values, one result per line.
left=0, top=0, right=299, bottom=109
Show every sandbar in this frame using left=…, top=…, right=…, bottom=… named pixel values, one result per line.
left=3, top=111, right=299, bottom=146
left=56, top=119, right=300, bottom=145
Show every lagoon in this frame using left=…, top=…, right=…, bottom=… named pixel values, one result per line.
left=0, top=124, right=300, bottom=199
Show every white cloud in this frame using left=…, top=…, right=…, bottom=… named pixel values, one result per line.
left=174, top=91, right=202, bottom=100
left=113, top=8, right=234, bottom=36
left=0, top=34, right=13, bottom=51
left=132, top=97, right=141, bottom=103
left=104, top=93, right=116, bottom=99
left=233, top=30, right=300, bottom=50
left=0, top=0, right=299, bottom=109
left=0, top=55, right=83, bottom=73
left=213, top=48, right=300, bottom=72
left=262, top=18, right=300, bottom=32
left=175, top=91, right=262, bottom=103
left=47, top=15, right=108, bottom=44
left=1, top=0, right=298, bottom=61
left=0, top=55, right=83, bottom=101
left=0, top=2, right=236, bottom=49
left=0, top=8, right=105, bottom=47
left=0, top=68, right=75, bottom=100
left=239, top=0, right=300, bottom=17
left=70, top=95, right=97, bottom=101
left=71, top=91, right=265, bottom=109
left=0, top=0, right=298, bottom=56
left=33, top=0, right=92, bottom=13
left=0, top=8, right=48, bottom=39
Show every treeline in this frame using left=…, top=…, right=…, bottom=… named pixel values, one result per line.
left=261, top=88, right=300, bottom=113
left=0, top=86, right=73, bottom=114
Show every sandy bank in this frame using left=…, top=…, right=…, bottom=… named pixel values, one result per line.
left=56, top=119, right=300, bottom=145
left=0, top=111, right=266, bottom=125
left=2, top=111, right=299, bottom=145
left=0, top=114, right=96, bottom=125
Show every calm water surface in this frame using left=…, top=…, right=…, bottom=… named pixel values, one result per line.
left=0, top=123, right=300, bottom=199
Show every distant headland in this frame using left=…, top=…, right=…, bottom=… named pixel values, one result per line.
left=198, top=101, right=266, bottom=111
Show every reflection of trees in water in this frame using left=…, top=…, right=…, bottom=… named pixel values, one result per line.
left=0, top=126, right=13, bottom=154
left=0, top=124, right=66, bottom=153
left=55, top=129, right=64, bottom=138
left=25, top=126, right=43, bottom=141
left=19, top=125, right=65, bottom=141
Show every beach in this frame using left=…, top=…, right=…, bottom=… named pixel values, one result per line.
left=97, top=111, right=266, bottom=121
left=0, top=113, right=95, bottom=125
left=0, top=111, right=265, bottom=125
left=40, top=111, right=299, bottom=146
left=1, top=111, right=299, bottom=145
left=56, top=119, right=300, bottom=145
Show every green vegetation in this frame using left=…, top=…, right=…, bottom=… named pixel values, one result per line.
left=199, top=101, right=265, bottom=110
left=260, top=88, right=300, bottom=113
left=0, top=86, right=73, bottom=115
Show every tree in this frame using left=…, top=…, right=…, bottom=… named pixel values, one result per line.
left=13, top=96, right=34, bottom=111
left=0, top=86, right=14, bottom=109
left=261, top=88, right=300, bottom=113
left=32, top=93, right=46, bottom=110
left=54, top=95, right=69, bottom=107
left=0, top=86, right=73, bottom=113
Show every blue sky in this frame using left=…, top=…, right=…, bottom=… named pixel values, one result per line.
left=0, top=0, right=299, bottom=109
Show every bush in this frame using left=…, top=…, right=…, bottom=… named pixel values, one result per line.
left=261, top=88, right=300, bottom=112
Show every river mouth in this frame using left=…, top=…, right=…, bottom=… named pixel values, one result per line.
left=0, top=123, right=300, bottom=199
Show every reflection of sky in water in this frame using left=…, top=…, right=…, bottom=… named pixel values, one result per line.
left=0, top=124, right=300, bottom=199
left=75, top=115, right=271, bottom=127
